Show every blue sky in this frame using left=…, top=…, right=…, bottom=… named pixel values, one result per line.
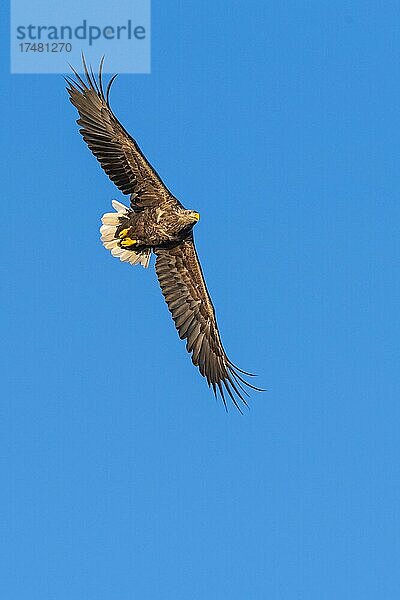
left=1, top=1, right=400, bottom=598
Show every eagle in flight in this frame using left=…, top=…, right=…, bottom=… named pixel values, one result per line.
left=65, top=57, right=261, bottom=411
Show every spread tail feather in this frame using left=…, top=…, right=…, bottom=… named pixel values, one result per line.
left=100, top=200, right=151, bottom=268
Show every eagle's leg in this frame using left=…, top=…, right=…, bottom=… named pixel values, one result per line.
left=117, top=227, right=143, bottom=247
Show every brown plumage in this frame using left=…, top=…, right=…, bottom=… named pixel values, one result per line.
left=65, top=56, right=261, bottom=411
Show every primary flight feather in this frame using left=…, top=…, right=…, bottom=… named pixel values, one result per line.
left=65, top=57, right=261, bottom=411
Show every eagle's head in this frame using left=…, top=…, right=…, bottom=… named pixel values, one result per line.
left=183, top=210, right=200, bottom=225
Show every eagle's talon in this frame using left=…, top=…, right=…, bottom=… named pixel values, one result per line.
left=121, top=238, right=138, bottom=248
left=119, top=228, right=130, bottom=239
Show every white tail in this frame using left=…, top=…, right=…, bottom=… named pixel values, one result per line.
left=100, top=200, right=151, bottom=268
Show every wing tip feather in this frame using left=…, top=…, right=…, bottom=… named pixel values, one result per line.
left=66, top=53, right=117, bottom=108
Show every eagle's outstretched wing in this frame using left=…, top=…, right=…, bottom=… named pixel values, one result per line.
left=155, top=235, right=261, bottom=412
left=65, top=57, right=175, bottom=209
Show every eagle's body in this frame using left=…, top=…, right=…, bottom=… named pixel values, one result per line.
left=115, top=202, right=199, bottom=248
left=66, top=57, right=261, bottom=411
